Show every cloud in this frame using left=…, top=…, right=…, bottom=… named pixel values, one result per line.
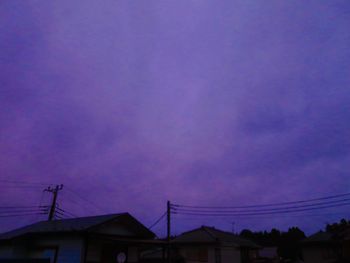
left=1, top=0, right=350, bottom=235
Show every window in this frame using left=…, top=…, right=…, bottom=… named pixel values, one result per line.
left=42, top=248, right=58, bottom=263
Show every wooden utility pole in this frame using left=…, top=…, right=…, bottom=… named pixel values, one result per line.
left=45, top=184, right=63, bottom=221
left=167, top=200, right=171, bottom=263
left=167, top=201, right=171, bottom=241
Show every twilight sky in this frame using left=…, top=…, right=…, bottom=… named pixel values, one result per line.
left=1, top=1, right=350, bottom=236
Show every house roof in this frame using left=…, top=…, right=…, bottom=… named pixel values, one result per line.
left=302, top=227, right=350, bottom=245
left=302, top=231, right=333, bottom=244
left=0, top=213, right=155, bottom=240
left=172, top=226, right=259, bottom=248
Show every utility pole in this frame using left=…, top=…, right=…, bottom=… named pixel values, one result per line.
left=45, top=184, right=63, bottom=221
left=167, top=200, right=171, bottom=263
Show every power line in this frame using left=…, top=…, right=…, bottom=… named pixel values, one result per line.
left=0, top=209, right=48, bottom=214
left=1, top=185, right=43, bottom=189
left=0, top=206, right=49, bottom=214
left=0, top=184, right=80, bottom=221
left=172, top=202, right=350, bottom=217
left=172, top=198, right=350, bottom=214
left=35, top=190, right=49, bottom=221
left=45, top=184, right=63, bottom=221
left=0, top=179, right=51, bottom=187
left=55, top=215, right=64, bottom=220
left=173, top=212, right=349, bottom=220
left=149, top=211, right=167, bottom=229
left=54, top=209, right=71, bottom=219
left=0, top=205, right=49, bottom=209
left=60, top=193, right=80, bottom=205
left=0, top=212, right=48, bottom=218
left=172, top=192, right=350, bottom=209
left=55, top=206, right=77, bottom=218
left=63, top=197, right=100, bottom=214
left=59, top=193, right=97, bottom=215
left=65, top=187, right=105, bottom=213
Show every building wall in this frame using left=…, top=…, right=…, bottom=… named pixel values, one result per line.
left=178, top=245, right=242, bottom=263
left=127, top=247, right=138, bottom=263
left=220, top=246, right=241, bottom=263
left=3, top=237, right=144, bottom=263
left=0, top=245, right=13, bottom=258
left=207, top=247, right=215, bottom=263
left=36, top=236, right=83, bottom=263
left=86, top=240, right=139, bottom=263
left=0, top=236, right=84, bottom=263
left=85, top=241, right=101, bottom=263
left=178, top=246, right=213, bottom=263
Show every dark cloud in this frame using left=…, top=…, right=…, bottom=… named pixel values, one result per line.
left=1, top=0, right=350, bottom=235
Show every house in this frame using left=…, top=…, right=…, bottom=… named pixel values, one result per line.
left=301, top=227, right=350, bottom=263
left=171, top=226, right=260, bottom=263
left=0, top=213, right=160, bottom=263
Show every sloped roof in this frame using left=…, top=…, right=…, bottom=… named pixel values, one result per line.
left=173, top=226, right=259, bottom=248
left=0, top=213, right=155, bottom=240
left=302, top=231, right=333, bottom=244
left=303, top=226, right=350, bottom=245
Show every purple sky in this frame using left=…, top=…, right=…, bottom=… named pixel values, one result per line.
left=1, top=1, right=350, bottom=236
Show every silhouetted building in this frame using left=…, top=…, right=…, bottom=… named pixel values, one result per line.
left=302, top=227, right=350, bottom=263
left=0, top=213, right=159, bottom=263
left=171, top=226, right=260, bottom=263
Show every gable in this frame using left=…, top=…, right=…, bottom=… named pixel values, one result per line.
left=174, top=228, right=217, bottom=243
left=0, top=213, right=155, bottom=241
left=92, top=220, right=136, bottom=236
left=88, top=214, right=155, bottom=239
left=173, top=227, right=259, bottom=248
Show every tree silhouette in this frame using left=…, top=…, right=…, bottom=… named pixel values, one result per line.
left=239, top=227, right=305, bottom=260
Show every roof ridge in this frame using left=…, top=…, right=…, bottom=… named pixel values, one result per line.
left=175, top=226, right=206, bottom=237
left=205, top=226, right=236, bottom=235
left=0, top=213, right=131, bottom=240
left=52, top=212, right=127, bottom=222
left=201, top=226, right=219, bottom=241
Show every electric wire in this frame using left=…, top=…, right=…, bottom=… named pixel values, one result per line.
left=171, top=192, right=350, bottom=209
left=0, top=180, right=51, bottom=187
left=54, top=214, right=65, bottom=220
left=0, top=206, right=49, bottom=215
left=54, top=209, right=71, bottom=219
left=65, top=187, right=104, bottom=213
left=171, top=198, right=350, bottom=214
left=0, top=205, right=49, bottom=209
left=149, top=211, right=167, bottom=229
left=0, top=212, right=48, bottom=218
left=0, top=209, right=48, bottom=214
left=172, top=201, right=350, bottom=217
left=55, top=206, right=77, bottom=218
left=173, top=211, right=349, bottom=220
left=35, top=190, right=49, bottom=221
